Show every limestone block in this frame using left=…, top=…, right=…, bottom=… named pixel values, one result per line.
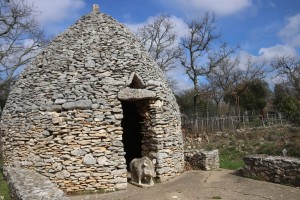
left=42, top=130, right=51, bottom=136
left=117, top=87, right=156, bottom=100
left=52, top=93, right=64, bottom=100
left=52, top=117, right=63, bottom=125
left=83, top=154, right=96, bottom=165
left=156, top=167, right=171, bottom=175
left=62, top=100, right=92, bottom=110
left=114, top=183, right=127, bottom=190
left=54, top=99, right=67, bottom=104
left=111, top=169, right=127, bottom=176
left=85, top=59, right=95, bottom=68
left=3, top=166, right=69, bottom=200
left=52, top=163, right=63, bottom=172
left=147, top=80, right=162, bottom=86
left=56, top=170, right=70, bottom=179
left=74, top=172, right=90, bottom=178
left=97, top=156, right=108, bottom=166
left=112, top=140, right=123, bottom=147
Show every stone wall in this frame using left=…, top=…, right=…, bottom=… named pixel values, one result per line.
left=184, top=149, right=219, bottom=170
left=0, top=7, right=184, bottom=193
left=3, top=166, right=69, bottom=200
left=242, top=154, right=300, bottom=187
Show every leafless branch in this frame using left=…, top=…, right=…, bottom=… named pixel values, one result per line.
left=271, top=55, right=300, bottom=97
left=135, top=14, right=182, bottom=72
left=0, top=0, right=47, bottom=90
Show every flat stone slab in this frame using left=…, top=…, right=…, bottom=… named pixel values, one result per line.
left=68, top=169, right=300, bottom=200
left=62, top=100, right=92, bottom=110
left=3, top=166, right=69, bottom=200
left=118, top=88, right=156, bottom=101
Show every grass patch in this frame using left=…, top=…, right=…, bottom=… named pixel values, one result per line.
left=0, top=157, right=10, bottom=200
left=219, top=154, right=244, bottom=170
left=219, top=147, right=245, bottom=170
left=211, top=196, right=222, bottom=199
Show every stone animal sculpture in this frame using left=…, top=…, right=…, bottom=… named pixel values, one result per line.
left=130, top=157, right=156, bottom=187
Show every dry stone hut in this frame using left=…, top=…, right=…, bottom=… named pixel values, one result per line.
left=0, top=5, right=184, bottom=193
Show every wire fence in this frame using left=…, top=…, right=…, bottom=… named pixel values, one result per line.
left=181, top=107, right=286, bottom=134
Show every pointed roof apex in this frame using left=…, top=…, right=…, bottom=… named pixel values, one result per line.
left=92, top=4, right=100, bottom=13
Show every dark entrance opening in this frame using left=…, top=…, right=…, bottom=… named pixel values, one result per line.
left=121, top=101, right=143, bottom=169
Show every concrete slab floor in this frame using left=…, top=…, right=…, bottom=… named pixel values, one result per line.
left=68, top=169, right=300, bottom=200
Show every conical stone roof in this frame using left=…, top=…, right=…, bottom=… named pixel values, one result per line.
left=1, top=6, right=184, bottom=192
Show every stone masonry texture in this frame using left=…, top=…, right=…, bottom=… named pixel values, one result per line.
left=184, top=149, right=219, bottom=170
left=242, top=154, right=300, bottom=187
left=0, top=6, right=184, bottom=193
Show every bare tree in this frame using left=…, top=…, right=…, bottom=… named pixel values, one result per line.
left=0, top=0, right=47, bottom=92
left=224, top=56, right=266, bottom=115
left=271, top=56, right=300, bottom=98
left=180, top=12, right=235, bottom=113
left=207, top=54, right=267, bottom=116
left=207, top=55, right=240, bottom=115
left=135, top=14, right=182, bottom=73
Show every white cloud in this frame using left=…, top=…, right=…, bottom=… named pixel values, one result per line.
left=238, top=45, right=296, bottom=72
left=125, top=22, right=143, bottom=33
left=237, top=51, right=253, bottom=70
left=278, top=14, right=300, bottom=47
left=258, top=45, right=297, bottom=61
left=166, top=0, right=252, bottom=16
left=169, top=16, right=189, bottom=40
left=237, top=14, right=300, bottom=88
left=240, top=14, right=300, bottom=68
left=29, top=0, right=85, bottom=25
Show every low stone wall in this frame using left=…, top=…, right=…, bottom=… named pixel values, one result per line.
left=242, top=154, right=300, bottom=187
left=3, top=166, right=69, bottom=200
left=184, top=149, right=219, bottom=170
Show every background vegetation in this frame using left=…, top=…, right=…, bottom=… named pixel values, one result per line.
left=185, top=126, right=300, bottom=170
left=0, top=156, right=9, bottom=200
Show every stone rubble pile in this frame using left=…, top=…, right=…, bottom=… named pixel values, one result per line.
left=0, top=6, right=184, bottom=193
left=184, top=149, right=220, bottom=170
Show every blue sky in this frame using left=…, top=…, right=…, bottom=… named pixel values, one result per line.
left=29, top=0, right=300, bottom=90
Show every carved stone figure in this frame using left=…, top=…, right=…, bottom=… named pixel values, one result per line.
left=130, top=157, right=156, bottom=187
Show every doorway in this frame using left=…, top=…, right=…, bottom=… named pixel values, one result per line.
left=121, top=101, right=143, bottom=169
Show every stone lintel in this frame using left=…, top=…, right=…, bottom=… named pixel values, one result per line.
left=118, top=87, right=156, bottom=101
